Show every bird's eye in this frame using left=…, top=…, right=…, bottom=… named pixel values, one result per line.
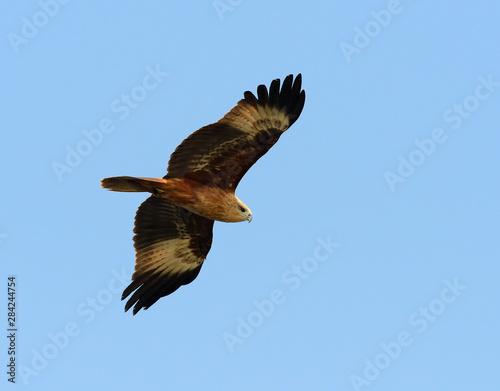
left=240, top=207, right=246, bottom=212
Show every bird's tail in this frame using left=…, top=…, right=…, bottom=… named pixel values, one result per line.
left=101, top=176, right=168, bottom=193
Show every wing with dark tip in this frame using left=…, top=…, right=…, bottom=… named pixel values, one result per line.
left=123, top=195, right=214, bottom=315
left=165, top=74, right=305, bottom=190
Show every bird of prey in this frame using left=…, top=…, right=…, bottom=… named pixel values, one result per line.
left=102, top=74, right=305, bottom=314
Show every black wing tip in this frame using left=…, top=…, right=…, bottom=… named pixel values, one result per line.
left=122, top=287, right=154, bottom=315
left=122, top=264, right=204, bottom=315
left=123, top=297, right=150, bottom=316
left=122, top=277, right=155, bottom=315
left=248, top=74, right=305, bottom=125
left=243, top=90, right=257, bottom=104
left=122, top=284, right=138, bottom=314
left=122, top=279, right=159, bottom=315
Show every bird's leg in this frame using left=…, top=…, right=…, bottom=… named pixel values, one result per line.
left=153, top=188, right=165, bottom=197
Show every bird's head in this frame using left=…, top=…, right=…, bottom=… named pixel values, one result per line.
left=234, top=196, right=252, bottom=223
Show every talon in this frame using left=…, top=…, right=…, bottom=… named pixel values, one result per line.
left=153, top=188, right=165, bottom=197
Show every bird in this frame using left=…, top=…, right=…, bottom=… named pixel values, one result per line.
left=101, top=74, right=305, bottom=314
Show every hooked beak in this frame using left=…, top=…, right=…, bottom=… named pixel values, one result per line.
left=247, top=214, right=252, bottom=223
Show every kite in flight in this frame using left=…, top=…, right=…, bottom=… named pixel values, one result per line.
left=101, top=74, right=305, bottom=314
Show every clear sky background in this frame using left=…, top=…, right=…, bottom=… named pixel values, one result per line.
left=1, top=1, right=499, bottom=390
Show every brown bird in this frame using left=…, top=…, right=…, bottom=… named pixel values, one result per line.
left=102, top=74, right=305, bottom=314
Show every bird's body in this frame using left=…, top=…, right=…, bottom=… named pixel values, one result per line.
left=102, top=176, right=251, bottom=223
left=102, top=74, right=305, bottom=314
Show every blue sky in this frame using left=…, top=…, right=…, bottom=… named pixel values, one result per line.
left=2, top=1, right=499, bottom=390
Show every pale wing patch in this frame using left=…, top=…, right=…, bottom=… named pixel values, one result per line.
left=134, top=238, right=203, bottom=277
left=220, top=101, right=290, bottom=134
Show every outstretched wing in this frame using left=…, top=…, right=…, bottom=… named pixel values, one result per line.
left=165, top=74, right=305, bottom=190
left=122, top=195, right=214, bottom=314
